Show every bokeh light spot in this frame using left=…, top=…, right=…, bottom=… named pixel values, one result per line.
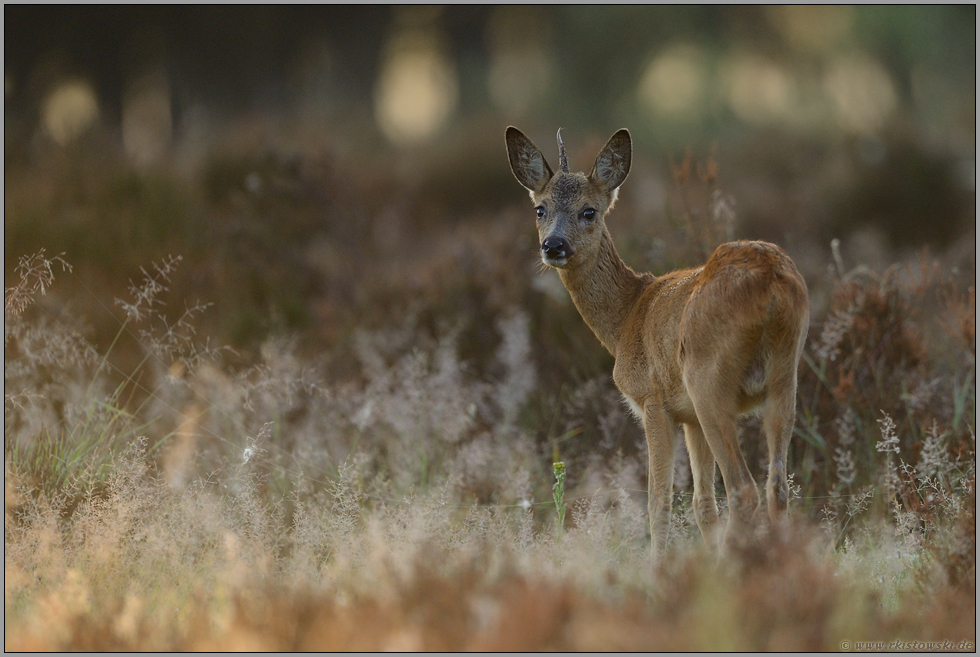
left=767, top=6, right=855, bottom=53
left=374, top=32, right=458, bottom=147
left=824, top=55, right=897, bottom=134
left=122, top=70, right=173, bottom=165
left=638, top=46, right=706, bottom=118
left=723, top=55, right=794, bottom=123
left=42, top=79, right=99, bottom=145
left=486, top=6, right=553, bottom=118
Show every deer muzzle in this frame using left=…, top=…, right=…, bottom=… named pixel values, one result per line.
left=541, top=236, right=574, bottom=266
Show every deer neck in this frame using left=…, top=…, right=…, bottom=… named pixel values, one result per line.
left=557, top=227, right=644, bottom=354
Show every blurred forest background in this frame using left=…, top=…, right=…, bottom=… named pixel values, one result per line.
left=6, top=6, right=975, bottom=353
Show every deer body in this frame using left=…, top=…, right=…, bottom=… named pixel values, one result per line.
left=506, top=127, right=809, bottom=558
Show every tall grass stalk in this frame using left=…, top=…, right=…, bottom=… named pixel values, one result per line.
left=553, top=461, right=567, bottom=535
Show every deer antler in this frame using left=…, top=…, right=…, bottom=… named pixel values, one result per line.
left=557, top=128, right=569, bottom=174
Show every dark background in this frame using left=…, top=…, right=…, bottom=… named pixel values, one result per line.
left=5, top=6, right=976, bottom=358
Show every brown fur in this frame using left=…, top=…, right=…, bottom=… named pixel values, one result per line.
left=506, top=127, right=810, bottom=559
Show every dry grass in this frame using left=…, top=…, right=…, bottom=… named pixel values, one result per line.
left=4, top=470, right=975, bottom=651
left=4, top=136, right=976, bottom=651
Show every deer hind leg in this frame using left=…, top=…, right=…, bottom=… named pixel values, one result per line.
left=763, top=370, right=798, bottom=529
left=643, top=403, right=675, bottom=562
left=684, top=364, right=760, bottom=548
left=683, top=422, right=720, bottom=548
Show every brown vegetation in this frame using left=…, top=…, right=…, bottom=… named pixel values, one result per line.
left=4, top=116, right=975, bottom=650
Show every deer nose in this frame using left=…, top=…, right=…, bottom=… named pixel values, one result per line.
left=541, top=237, right=573, bottom=259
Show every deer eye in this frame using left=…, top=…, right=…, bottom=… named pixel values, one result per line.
left=535, top=206, right=546, bottom=220
left=582, top=208, right=596, bottom=222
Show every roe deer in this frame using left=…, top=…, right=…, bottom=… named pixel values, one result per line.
left=505, top=127, right=809, bottom=559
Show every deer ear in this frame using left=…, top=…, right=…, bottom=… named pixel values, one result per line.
left=590, top=129, right=631, bottom=193
left=506, top=127, right=554, bottom=194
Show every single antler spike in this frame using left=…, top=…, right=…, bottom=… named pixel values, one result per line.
left=557, top=128, right=569, bottom=173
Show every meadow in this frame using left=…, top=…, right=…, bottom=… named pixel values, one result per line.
left=4, top=119, right=976, bottom=650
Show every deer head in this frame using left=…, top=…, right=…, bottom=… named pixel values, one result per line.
left=505, top=127, right=631, bottom=269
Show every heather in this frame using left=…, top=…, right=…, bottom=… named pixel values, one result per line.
left=5, top=165, right=974, bottom=649
left=4, top=6, right=976, bottom=651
